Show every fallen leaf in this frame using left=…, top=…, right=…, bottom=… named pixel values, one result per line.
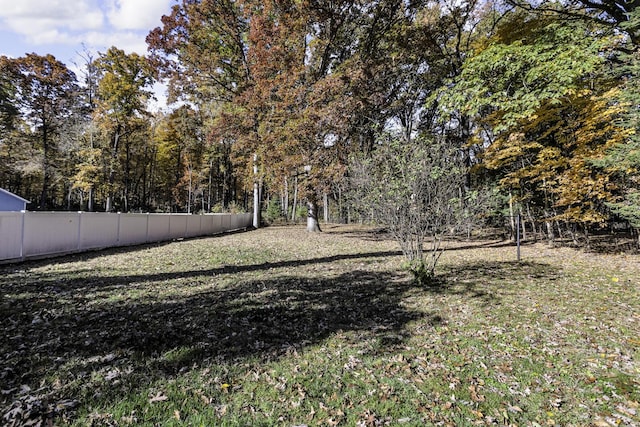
left=149, top=392, right=168, bottom=403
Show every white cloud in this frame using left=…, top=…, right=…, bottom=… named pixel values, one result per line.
left=0, top=0, right=172, bottom=57
left=0, top=0, right=103, bottom=36
left=106, top=0, right=172, bottom=30
left=24, top=28, right=79, bottom=46
left=81, top=30, right=149, bottom=55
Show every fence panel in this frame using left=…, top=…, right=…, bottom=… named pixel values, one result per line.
left=79, top=212, right=119, bottom=250
left=222, top=214, right=231, bottom=231
left=118, top=214, right=149, bottom=246
left=201, top=214, right=214, bottom=235
left=0, top=212, right=252, bottom=263
left=232, top=214, right=250, bottom=230
left=168, top=214, right=188, bottom=239
left=211, top=214, right=223, bottom=234
left=0, top=212, right=23, bottom=260
left=186, top=215, right=202, bottom=238
left=22, top=212, right=79, bottom=258
left=147, top=214, right=170, bottom=243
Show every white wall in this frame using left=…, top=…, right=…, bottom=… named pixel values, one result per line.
left=0, top=212, right=252, bottom=263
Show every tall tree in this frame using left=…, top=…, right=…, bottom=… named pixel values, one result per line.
left=4, top=54, right=78, bottom=209
left=0, top=58, right=19, bottom=134
left=438, top=10, right=626, bottom=239
left=595, top=14, right=640, bottom=243
left=0, top=57, right=21, bottom=192
left=71, top=48, right=101, bottom=211
left=94, top=47, right=155, bottom=212
left=149, top=0, right=356, bottom=230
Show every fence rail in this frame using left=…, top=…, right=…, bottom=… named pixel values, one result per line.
left=0, top=211, right=252, bottom=263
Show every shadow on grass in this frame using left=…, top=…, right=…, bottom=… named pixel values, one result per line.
left=325, top=225, right=533, bottom=252
left=1, top=261, right=427, bottom=424
left=432, top=260, right=561, bottom=306
left=0, top=250, right=404, bottom=297
left=0, top=249, right=559, bottom=425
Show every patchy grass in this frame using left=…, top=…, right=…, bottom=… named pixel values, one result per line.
left=1, top=225, right=638, bottom=426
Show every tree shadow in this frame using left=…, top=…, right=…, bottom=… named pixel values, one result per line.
left=444, top=239, right=534, bottom=252
left=324, top=224, right=536, bottom=252
left=0, top=250, right=405, bottom=298
left=0, top=245, right=560, bottom=425
left=552, top=233, right=639, bottom=254
left=431, top=260, right=561, bottom=306
left=1, top=265, right=432, bottom=424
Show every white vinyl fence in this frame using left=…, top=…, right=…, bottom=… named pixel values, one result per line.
left=0, top=211, right=252, bottom=263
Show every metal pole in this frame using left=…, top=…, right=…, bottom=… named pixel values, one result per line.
left=516, top=213, right=521, bottom=261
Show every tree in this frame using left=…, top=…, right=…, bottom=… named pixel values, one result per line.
left=70, top=47, right=101, bottom=211
left=503, top=0, right=640, bottom=246
left=0, top=59, right=19, bottom=134
left=342, top=0, right=500, bottom=232
left=93, top=47, right=155, bottom=212
left=4, top=53, right=78, bottom=209
left=437, top=11, right=627, bottom=240
left=0, top=57, right=21, bottom=192
left=596, top=32, right=640, bottom=245
left=509, top=0, right=640, bottom=44
left=167, top=105, right=206, bottom=212
left=149, top=0, right=356, bottom=230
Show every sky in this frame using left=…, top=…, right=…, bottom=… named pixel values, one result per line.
left=0, top=0, right=177, bottom=109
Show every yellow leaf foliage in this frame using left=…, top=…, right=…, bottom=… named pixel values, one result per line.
left=483, top=87, right=627, bottom=223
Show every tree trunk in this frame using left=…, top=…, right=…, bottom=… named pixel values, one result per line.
left=508, top=190, right=516, bottom=241
left=584, top=223, right=591, bottom=249
left=323, top=192, right=329, bottom=223
left=306, top=197, right=322, bottom=232
left=253, top=179, right=260, bottom=228
left=106, top=127, right=120, bottom=212
left=283, top=176, right=289, bottom=219
left=124, top=139, right=131, bottom=212
left=40, top=122, right=49, bottom=210
left=88, top=187, right=94, bottom=212
left=545, top=220, right=554, bottom=244
left=291, top=175, right=298, bottom=222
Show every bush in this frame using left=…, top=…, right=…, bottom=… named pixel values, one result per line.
left=349, top=134, right=465, bottom=279
left=264, top=198, right=286, bottom=224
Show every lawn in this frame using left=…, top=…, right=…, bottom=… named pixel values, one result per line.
left=1, top=225, right=638, bottom=426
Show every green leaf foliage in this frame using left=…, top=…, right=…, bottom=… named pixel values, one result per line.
left=439, top=12, right=608, bottom=133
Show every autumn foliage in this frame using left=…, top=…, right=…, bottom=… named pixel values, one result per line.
left=1, top=0, right=640, bottom=244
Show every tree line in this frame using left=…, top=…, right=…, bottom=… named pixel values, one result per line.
left=0, top=48, right=240, bottom=214
left=2, top=0, right=639, bottom=250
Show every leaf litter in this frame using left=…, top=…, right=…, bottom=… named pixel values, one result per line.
left=0, top=224, right=638, bottom=425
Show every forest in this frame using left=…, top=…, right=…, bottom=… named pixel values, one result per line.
left=1, top=0, right=639, bottom=246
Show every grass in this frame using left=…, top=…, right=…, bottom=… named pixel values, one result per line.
left=1, top=224, right=638, bottom=426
